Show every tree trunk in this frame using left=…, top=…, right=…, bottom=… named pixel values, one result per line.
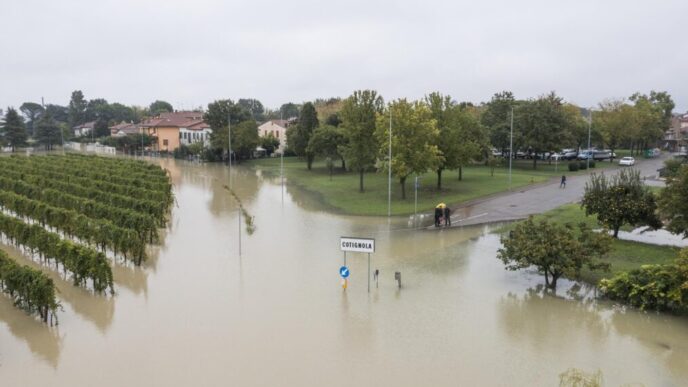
left=436, top=168, right=443, bottom=190
left=458, top=166, right=463, bottom=181
left=306, top=153, right=314, bottom=170
left=544, top=270, right=550, bottom=287
left=359, top=169, right=364, bottom=192
left=532, top=154, right=538, bottom=169
left=613, top=225, right=620, bottom=238
left=400, top=176, right=407, bottom=199
left=550, top=272, right=560, bottom=289
left=340, top=157, right=346, bottom=170
left=610, top=147, right=614, bottom=162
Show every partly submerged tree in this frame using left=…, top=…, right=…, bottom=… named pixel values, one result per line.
left=582, top=169, right=661, bottom=238
left=286, top=102, right=318, bottom=169
left=339, top=90, right=384, bottom=192
left=498, top=218, right=611, bottom=289
left=307, top=124, right=347, bottom=171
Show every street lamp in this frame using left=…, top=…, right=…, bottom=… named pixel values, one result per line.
left=509, top=106, right=514, bottom=190
left=587, top=108, right=593, bottom=169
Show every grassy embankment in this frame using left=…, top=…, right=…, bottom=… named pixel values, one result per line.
left=246, top=156, right=627, bottom=216
left=510, top=203, right=679, bottom=285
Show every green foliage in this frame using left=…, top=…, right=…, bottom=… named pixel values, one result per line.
left=35, top=110, right=62, bottom=150
left=1, top=107, right=28, bottom=150
left=211, top=119, right=259, bottom=160
left=287, top=102, right=319, bottom=169
left=582, top=170, right=661, bottom=238
left=578, top=161, right=588, bottom=170
left=0, top=251, right=60, bottom=324
left=149, top=100, right=174, bottom=115
left=68, top=90, right=88, bottom=127
left=516, top=92, right=572, bottom=169
left=19, top=102, right=44, bottom=136
left=498, top=217, right=611, bottom=288
left=279, top=102, right=300, bottom=119
left=660, top=158, right=684, bottom=178
left=568, top=162, right=579, bottom=172
left=558, top=368, right=604, bottom=387
left=338, top=90, right=384, bottom=192
left=599, top=249, right=688, bottom=312
left=260, top=133, right=280, bottom=156
left=376, top=99, right=442, bottom=199
left=307, top=124, right=346, bottom=168
left=481, top=91, right=516, bottom=153
left=658, top=165, right=688, bottom=237
left=237, top=98, right=265, bottom=121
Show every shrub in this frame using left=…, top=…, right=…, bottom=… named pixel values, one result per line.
left=568, top=162, right=579, bottom=172
left=579, top=161, right=588, bottom=170
left=588, top=160, right=596, bottom=168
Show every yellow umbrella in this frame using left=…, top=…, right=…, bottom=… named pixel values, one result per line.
left=436, top=203, right=446, bottom=209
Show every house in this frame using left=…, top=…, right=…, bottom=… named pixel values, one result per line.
left=73, top=121, right=96, bottom=137
left=179, top=120, right=212, bottom=148
left=109, top=122, right=140, bottom=137
left=665, top=113, right=688, bottom=151
left=257, top=119, right=289, bottom=153
left=139, top=111, right=208, bottom=152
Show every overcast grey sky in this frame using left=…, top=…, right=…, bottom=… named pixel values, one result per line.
left=2, top=0, right=686, bottom=112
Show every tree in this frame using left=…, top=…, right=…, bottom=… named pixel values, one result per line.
left=582, top=170, right=661, bottom=238
left=481, top=91, right=516, bottom=154
left=19, top=102, right=44, bottom=136
left=1, top=108, right=28, bottom=151
left=498, top=218, right=611, bottom=289
left=35, top=110, right=62, bottom=150
left=237, top=98, right=265, bottom=121
left=517, top=92, right=571, bottom=169
left=44, top=104, right=68, bottom=124
left=260, top=134, right=280, bottom=156
left=287, top=102, right=319, bottom=169
left=279, top=103, right=300, bottom=119
left=658, top=165, right=688, bottom=237
left=339, top=90, right=384, bottom=192
left=325, top=113, right=342, bottom=127
left=210, top=120, right=259, bottom=161
left=94, top=118, right=110, bottom=138
left=68, top=90, right=87, bottom=128
left=596, top=100, right=636, bottom=162
left=149, top=100, right=174, bottom=116
left=110, top=103, right=135, bottom=123
left=307, top=124, right=347, bottom=171
left=85, top=98, right=113, bottom=124
left=376, top=99, right=442, bottom=199
left=203, top=99, right=251, bottom=133
left=426, top=92, right=486, bottom=188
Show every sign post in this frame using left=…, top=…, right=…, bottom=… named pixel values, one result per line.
left=340, top=237, right=375, bottom=293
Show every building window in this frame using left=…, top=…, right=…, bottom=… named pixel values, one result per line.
left=276, top=131, right=279, bottom=138
left=163, top=139, right=168, bottom=146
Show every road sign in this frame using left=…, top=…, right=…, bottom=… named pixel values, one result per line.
left=339, top=266, right=350, bottom=279
left=340, top=237, right=375, bottom=253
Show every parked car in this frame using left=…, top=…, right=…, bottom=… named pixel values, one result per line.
left=562, top=150, right=578, bottom=160
left=619, top=157, right=635, bottom=166
left=549, top=152, right=563, bottom=161
left=491, top=148, right=502, bottom=157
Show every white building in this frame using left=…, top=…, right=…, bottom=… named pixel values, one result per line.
left=257, top=119, right=288, bottom=153
left=73, top=121, right=96, bottom=137
left=179, top=120, right=212, bottom=147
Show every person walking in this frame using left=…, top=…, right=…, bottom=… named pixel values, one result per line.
left=560, top=175, right=567, bottom=189
left=434, top=206, right=442, bottom=227
left=444, top=206, right=451, bottom=226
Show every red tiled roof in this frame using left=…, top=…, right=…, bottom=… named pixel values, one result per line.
left=140, top=111, right=206, bottom=128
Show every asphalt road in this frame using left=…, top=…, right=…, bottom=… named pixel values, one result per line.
left=441, top=155, right=668, bottom=228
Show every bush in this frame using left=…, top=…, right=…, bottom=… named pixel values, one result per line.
left=568, top=162, right=579, bottom=172
left=599, top=254, right=688, bottom=312
left=579, top=161, right=588, bottom=170
left=588, top=160, right=596, bottom=168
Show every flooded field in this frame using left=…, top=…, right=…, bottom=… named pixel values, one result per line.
left=1, top=159, right=687, bottom=386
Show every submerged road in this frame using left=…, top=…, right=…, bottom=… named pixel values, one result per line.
left=441, top=155, right=669, bottom=228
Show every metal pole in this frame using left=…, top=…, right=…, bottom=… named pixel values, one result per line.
left=344, top=251, right=346, bottom=266
left=414, top=175, right=418, bottom=223
left=367, top=253, right=370, bottom=293
left=587, top=109, right=592, bottom=169
left=238, top=208, right=242, bottom=256
left=280, top=112, right=284, bottom=205
left=509, top=106, right=514, bottom=190
left=228, top=111, right=232, bottom=188
left=387, top=107, right=392, bottom=218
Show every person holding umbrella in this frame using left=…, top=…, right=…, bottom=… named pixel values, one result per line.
left=435, top=202, right=446, bottom=227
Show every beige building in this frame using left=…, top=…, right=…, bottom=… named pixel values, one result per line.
left=139, top=111, right=206, bottom=152
left=258, top=119, right=288, bottom=153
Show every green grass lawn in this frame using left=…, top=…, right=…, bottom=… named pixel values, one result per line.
left=246, top=157, right=554, bottom=216
left=501, top=202, right=679, bottom=285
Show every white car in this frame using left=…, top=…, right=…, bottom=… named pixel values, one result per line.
left=619, top=157, right=635, bottom=166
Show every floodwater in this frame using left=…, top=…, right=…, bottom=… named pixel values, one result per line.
left=1, top=158, right=688, bottom=387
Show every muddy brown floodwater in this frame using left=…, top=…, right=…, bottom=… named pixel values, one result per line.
left=1, top=158, right=688, bottom=386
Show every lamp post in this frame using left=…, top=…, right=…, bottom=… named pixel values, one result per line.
left=509, top=106, right=514, bottom=190
left=387, top=107, right=392, bottom=218
left=587, top=108, right=592, bottom=169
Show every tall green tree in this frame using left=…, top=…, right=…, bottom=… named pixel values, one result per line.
left=498, top=218, right=611, bottom=289
left=210, top=120, right=259, bottom=161
left=1, top=107, right=28, bottom=151
left=35, top=110, right=62, bottom=150
left=517, top=92, right=571, bottom=169
left=658, top=166, right=688, bottom=238
left=260, top=134, right=280, bottom=156
left=238, top=98, right=265, bottom=121
left=205, top=100, right=253, bottom=160
left=279, top=103, right=300, bottom=119
left=149, top=100, right=174, bottom=116
left=339, top=90, right=384, bottom=192
left=45, top=104, right=68, bottom=124
left=596, top=100, right=636, bottom=162
left=85, top=99, right=112, bottom=123
left=19, top=102, right=44, bottom=136
left=287, top=102, right=319, bottom=169
left=582, top=169, right=662, bottom=238
left=376, top=99, right=442, bottom=199
left=481, top=91, right=516, bottom=154
left=68, top=90, right=87, bottom=128
left=307, top=124, right=347, bottom=171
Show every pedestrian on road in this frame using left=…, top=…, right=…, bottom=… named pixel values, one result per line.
left=560, top=175, right=567, bottom=189
left=444, top=207, right=451, bottom=226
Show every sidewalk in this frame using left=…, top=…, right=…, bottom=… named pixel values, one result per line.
left=436, top=155, right=667, bottom=229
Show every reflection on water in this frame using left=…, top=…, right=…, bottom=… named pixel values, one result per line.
left=0, top=158, right=687, bottom=386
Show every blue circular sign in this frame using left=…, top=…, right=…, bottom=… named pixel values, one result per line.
left=339, top=266, right=350, bottom=279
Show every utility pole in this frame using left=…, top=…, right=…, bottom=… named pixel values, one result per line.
left=587, top=108, right=592, bottom=169
left=387, top=107, right=392, bottom=217
left=280, top=112, right=284, bottom=205
left=509, top=106, right=514, bottom=190
left=228, top=110, right=232, bottom=188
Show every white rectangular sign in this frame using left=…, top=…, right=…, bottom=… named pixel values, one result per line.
left=340, top=237, right=375, bottom=253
